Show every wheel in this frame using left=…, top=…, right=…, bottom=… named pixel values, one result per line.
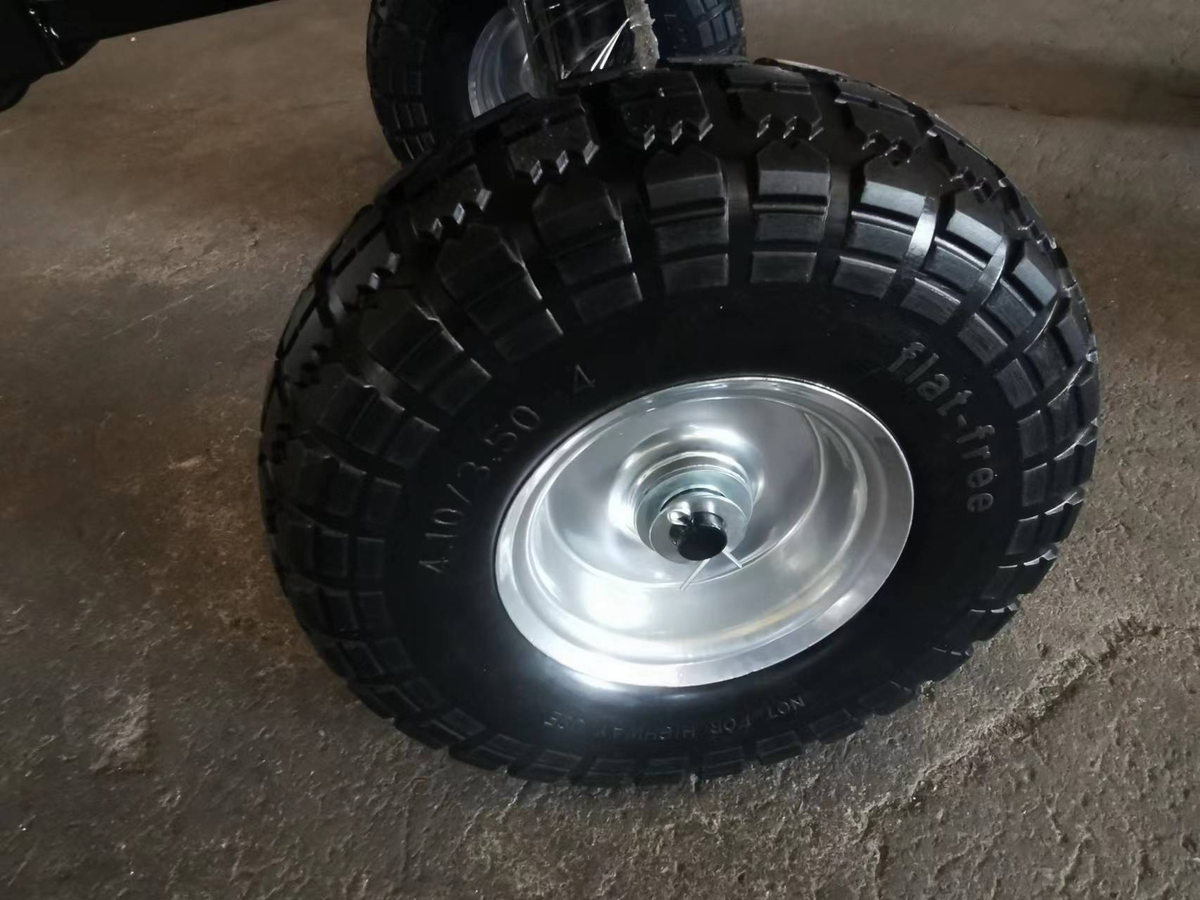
left=0, top=79, right=29, bottom=112
left=261, top=59, right=1099, bottom=784
left=366, top=0, right=746, bottom=164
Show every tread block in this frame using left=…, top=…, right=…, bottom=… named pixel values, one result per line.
left=751, top=140, right=830, bottom=250
left=1046, top=372, right=1089, bottom=444
left=327, top=215, right=398, bottom=312
left=465, top=275, right=545, bottom=332
left=534, top=179, right=621, bottom=243
left=857, top=681, right=914, bottom=715
left=437, top=225, right=526, bottom=301
left=347, top=393, right=406, bottom=457
left=923, top=241, right=985, bottom=292
left=384, top=416, right=439, bottom=468
left=1048, top=428, right=1098, bottom=496
left=425, top=708, right=487, bottom=745
left=1011, top=252, right=1060, bottom=309
left=281, top=515, right=350, bottom=579
left=1015, top=549, right=1058, bottom=594
left=901, top=278, right=959, bottom=325
left=399, top=676, right=446, bottom=712
left=285, top=576, right=349, bottom=633
left=995, top=359, right=1038, bottom=409
left=556, top=233, right=635, bottom=286
left=409, top=159, right=493, bottom=242
left=725, top=65, right=821, bottom=139
left=365, top=683, right=420, bottom=717
left=394, top=718, right=450, bottom=751
left=700, top=747, right=745, bottom=778
left=278, top=285, right=318, bottom=359
left=754, top=140, right=830, bottom=199
left=515, top=749, right=581, bottom=783
left=361, top=293, right=460, bottom=383
left=958, top=314, right=1006, bottom=365
left=576, top=757, right=637, bottom=786
left=845, top=215, right=913, bottom=261
left=493, top=309, right=563, bottom=362
left=638, top=756, right=689, bottom=785
left=644, top=145, right=727, bottom=210
left=371, top=635, right=411, bottom=672
left=983, top=280, right=1036, bottom=340
left=1027, top=329, right=1070, bottom=390
left=905, top=647, right=970, bottom=684
left=943, top=197, right=1006, bottom=257
left=663, top=254, right=730, bottom=292
left=1022, top=462, right=1049, bottom=506
left=655, top=211, right=730, bottom=256
left=428, top=357, right=490, bottom=414
left=312, top=368, right=374, bottom=435
left=757, top=206, right=826, bottom=244
left=340, top=639, right=389, bottom=680
left=966, top=603, right=1020, bottom=642
left=502, top=95, right=599, bottom=182
left=533, top=178, right=638, bottom=296
left=356, top=537, right=386, bottom=580
left=573, top=273, right=643, bottom=323
left=944, top=605, right=1019, bottom=646
left=362, top=477, right=403, bottom=527
left=1055, top=304, right=1091, bottom=365
left=840, top=84, right=921, bottom=156
left=1017, top=410, right=1048, bottom=461
left=755, top=730, right=805, bottom=764
left=348, top=682, right=399, bottom=718
left=452, top=733, right=530, bottom=770
left=611, top=69, right=713, bottom=149
left=752, top=250, right=816, bottom=283
left=278, top=309, right=334, bottom=390
left=859, top=155, right=936, bottom=221
left=809, top=709, right=862, bottom=742
left=276, top=439, right=344, bottom=509
left=832, top=256, right=895, bottom=298
left=1007, top=493, right=1085, bottom=555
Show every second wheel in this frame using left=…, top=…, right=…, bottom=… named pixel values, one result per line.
left=366, top=0, right=746, bottom=163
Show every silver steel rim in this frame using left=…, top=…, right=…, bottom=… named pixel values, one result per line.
left=495, top=377, right=915, bottom=688
left=467, top=8, right=533, bottom=118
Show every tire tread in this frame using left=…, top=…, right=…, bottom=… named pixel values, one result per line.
left=263, top=59, right=1099, bottom=783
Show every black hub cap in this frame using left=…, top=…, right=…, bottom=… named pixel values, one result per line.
left=671, top=511, right=729, bottom=562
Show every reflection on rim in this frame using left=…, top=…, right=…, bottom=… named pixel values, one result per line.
left=467, top=8, right=533, bottom=117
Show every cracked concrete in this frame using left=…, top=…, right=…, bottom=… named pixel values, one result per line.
left=1, top=0, right=1198, bottom=897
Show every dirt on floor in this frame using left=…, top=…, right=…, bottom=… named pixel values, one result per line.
left=1, top=1, right=1197, bottom=898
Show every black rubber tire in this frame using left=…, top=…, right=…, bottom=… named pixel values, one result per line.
left=261, top=60, right=1100, bottom=785
left=366, top=0, right=746, bottom=164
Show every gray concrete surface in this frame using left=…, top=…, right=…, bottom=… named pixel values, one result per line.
left=1, top=1, right=1197, bottom=897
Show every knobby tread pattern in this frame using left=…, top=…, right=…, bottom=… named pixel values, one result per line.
left=262, top=60, right=1099, bottom=785
left=367, top=0, right=746, bottom=163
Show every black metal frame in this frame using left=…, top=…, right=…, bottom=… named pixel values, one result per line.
left=1, top=0, right=650, bottom=103
left=510, top=0, right=652, bottom=97
left=1, top=0, right=279, bottom=86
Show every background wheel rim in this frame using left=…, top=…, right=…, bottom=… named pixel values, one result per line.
left=495, top=376, right=915, bottom=688
left=467, top=7, right=532, bottom=118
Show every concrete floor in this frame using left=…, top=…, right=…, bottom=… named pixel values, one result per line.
left=1, top=0, right=1198, bottom=897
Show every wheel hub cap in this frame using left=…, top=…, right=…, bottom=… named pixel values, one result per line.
left=495, top=377, right=914, bottom=687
